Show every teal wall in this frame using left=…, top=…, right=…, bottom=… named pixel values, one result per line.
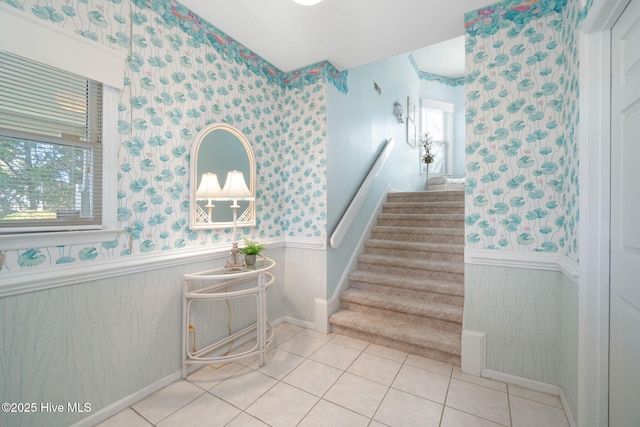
left=326, top=52, right=423, bottom=298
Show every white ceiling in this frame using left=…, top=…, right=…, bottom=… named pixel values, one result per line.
left=177, top=0, right=494, bottom=76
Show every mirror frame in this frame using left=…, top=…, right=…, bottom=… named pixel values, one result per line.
left=189, top=123, right=256, bottom=230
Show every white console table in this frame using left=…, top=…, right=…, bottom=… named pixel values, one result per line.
left=181, top=257, right=275, bottom=378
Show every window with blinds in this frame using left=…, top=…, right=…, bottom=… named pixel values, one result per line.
left=0, top=51, right=103, bottom=232
left=420, top=99, right=453, bottom=175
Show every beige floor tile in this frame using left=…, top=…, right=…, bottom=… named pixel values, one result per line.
left=374, top=388, right=443, bottom=427
left=329, top=334, right=370, bottom=351
left=186, top=362, right=244, bottom=391
left=225, top=412, right=270, bottom=427
left=131, top=380, right=204, bottom=424
left=271, top=326, right=298, bottom=347
left=248, top=347, right=305, bottom=380
left=299, top=328, right=334, bottom=341
left=508, top=384, right=563, bottom=408
left=276, top=323, right=304, bottom=333
left=229, top=339, right=261, bottom=366
left=283, top=359, right=343, bottom=396
left=324, top=372, right=388, bottom=418
left=309, top=341, right=362, bottom=370
left=298, top=399, right=370, bottom=427
left=452, top=367, right=508, bottom=392
left=103, top=331, right=577, bottom=427
left=510, top=395, right=569, bottom=427
left=347, top=352, right=402, bottom=386
left=441, top=407, right=507, bottom=427
left=95, top=408, right=151, bottom=427
left=365, top=343, right=408, bottom=363
left=156, top=393, right=240, bottom=427
left=246, top=382, right=319, bottom=427
left=446, top=379, right=511, bottom=426
left=210, top=367, right=277, bottom=409
left=405, top=353, right=454, bottom=377
left=277, top=333, right=327, bottom=357
left=392, top=364, right=451, bottom=404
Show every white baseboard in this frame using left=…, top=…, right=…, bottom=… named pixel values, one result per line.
left=283, top=315, right=316, bottom=331
left=461, top=329, right=485, bottom=376
left=70, top=370, right=182, bottom=427
left=560, top=388, right=578, bottom=427
left=314, top=298, right=329, bottom=333
left=482, top=369, right=561, bottom=396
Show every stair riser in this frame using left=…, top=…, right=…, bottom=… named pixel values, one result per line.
left=383, top=207, right=464, bottom=215
left=387, top=194, right=465, bottom=203
left=329, top=325, right=461, bottom=366
left=364, top=246, right=464, bottom=262
left=348, top=271, right=465, bottom=296
left=371, top=231, right=465, bottom=245
left=378, top=218, right=464, bottom=228
left=358, top=263, right=464, bottom=283
left=341, top=301, right=462, bottom=332
left=331, top=190, right=465, bottom=363
left=351, top=282, right=464, bottom=306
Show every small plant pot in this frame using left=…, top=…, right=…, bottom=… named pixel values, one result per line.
left=244, top=254, right=256, bottom=265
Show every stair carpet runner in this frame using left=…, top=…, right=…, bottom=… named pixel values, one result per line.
left=329, top=190, right=465, bottom=365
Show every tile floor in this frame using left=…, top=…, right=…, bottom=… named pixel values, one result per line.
left=97, top=323, right=570, bottom=427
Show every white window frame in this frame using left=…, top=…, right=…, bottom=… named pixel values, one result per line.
left=0, top=3, right=123, bottom=249
left=420, top=98, right=454, bottom=176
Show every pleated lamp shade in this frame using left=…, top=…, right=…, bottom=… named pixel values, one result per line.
left=195, top=173, right=223, bottom=200
left=218, top=170, right=254, bottom=201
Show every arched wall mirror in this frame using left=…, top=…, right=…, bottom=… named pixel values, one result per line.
left=189, top=123, right=256, bottom=230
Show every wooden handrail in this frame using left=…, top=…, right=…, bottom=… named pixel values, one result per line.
left=329, top=138, right=395, bottom=248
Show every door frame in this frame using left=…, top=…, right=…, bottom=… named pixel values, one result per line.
left=579, top=0, right=630, bottom=426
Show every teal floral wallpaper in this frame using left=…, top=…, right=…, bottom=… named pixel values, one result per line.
left=463, top=0, right=582, bottom=258
left=0, top=0, right=330, bottom=269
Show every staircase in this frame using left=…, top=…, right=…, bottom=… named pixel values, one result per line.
left=329, top=190, right=465, bottom=365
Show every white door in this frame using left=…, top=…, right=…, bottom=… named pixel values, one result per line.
left=610, top=0, right=640, bottom=425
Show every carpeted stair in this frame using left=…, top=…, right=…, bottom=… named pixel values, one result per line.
left=329, top=190, right=465, bottom=365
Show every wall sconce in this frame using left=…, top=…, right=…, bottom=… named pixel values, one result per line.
left=217, top=170, right=255, bottom=269
left=393, top=100, right=405, bottom=123
left=195, top=173, right=222, bottom=222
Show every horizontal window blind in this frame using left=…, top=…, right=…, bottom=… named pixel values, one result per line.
left=0, top=51, right=103, bottom=231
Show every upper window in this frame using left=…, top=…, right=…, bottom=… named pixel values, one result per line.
left=420, top=99, right=453, bottom=175
left=0, top=51, right=103, bottom=233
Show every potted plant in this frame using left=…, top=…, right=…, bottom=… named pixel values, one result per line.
left=420, top=132, right=434, bottom=189
left=239, top=237, right=265, bottom=265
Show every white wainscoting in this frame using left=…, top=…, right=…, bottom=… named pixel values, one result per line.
left=463, top=250, right=580, bottom=427
left=0, top=240, right=337, bottom=427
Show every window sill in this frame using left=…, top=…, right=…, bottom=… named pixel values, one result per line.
left=0, top=228, right=122, bottom=251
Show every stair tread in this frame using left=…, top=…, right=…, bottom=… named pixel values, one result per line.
left=341, top=288, right=462, bottom=322
left=358, top=253, right=465, bottom=274
left=388, top=190, right=465, bottom=198
left=372, top=225, right=464, bottom=236
left=385, top=201, right=464, bottom=205
left=349, top=270, right=464, bottom=296
left=329, top=310, right=461, bottom=355
left=365, top=239, right=463, bottom=254
left=378, top=213, right=465, bottom=220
